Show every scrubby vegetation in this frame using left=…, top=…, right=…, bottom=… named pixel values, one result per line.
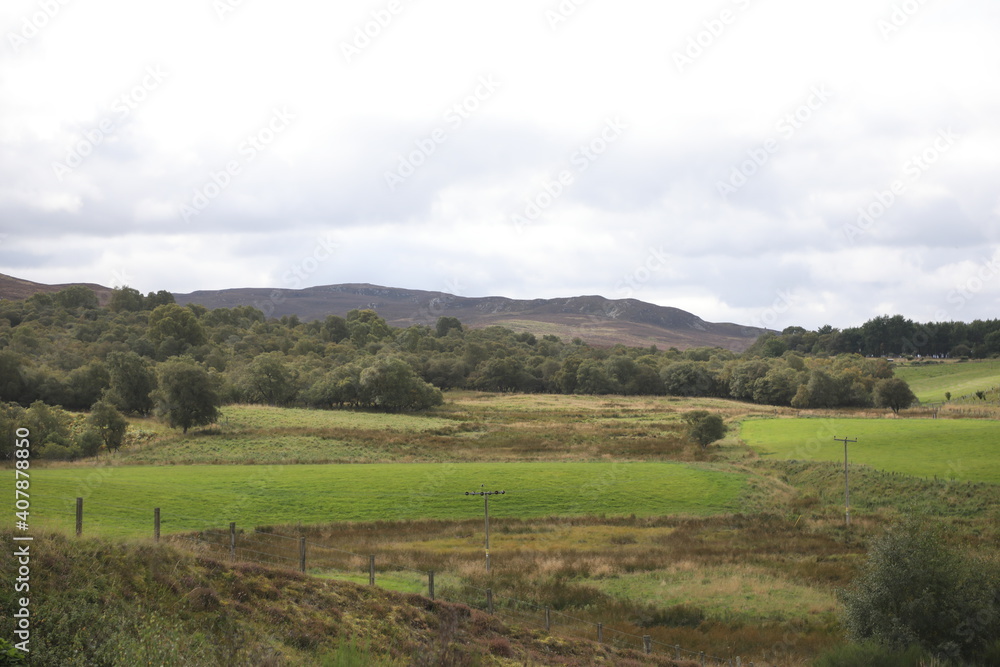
left=5, top=286, right=1000, bottom=665
left=0, top=529, right=691, bottom=666
left=0, top=285, right=946, bottom=460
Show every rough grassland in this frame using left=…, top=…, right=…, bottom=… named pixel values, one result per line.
left=105, top=396, right=776, bottom=465
left=741, top=417, right=1000, bottom=482
left=893, top=359, right=1000, bottom=403
left=20, top=461, right=746, bottom=537
left=0, top=530, right=683, bottom=667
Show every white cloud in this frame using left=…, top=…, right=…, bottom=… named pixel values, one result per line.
left=1, top=0, right=999, bottom=331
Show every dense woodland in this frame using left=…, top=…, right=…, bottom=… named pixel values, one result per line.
left=5, top=284, right=995, bottom=459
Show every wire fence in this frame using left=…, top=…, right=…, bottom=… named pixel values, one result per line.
left=51, top=497, right=761, bottom=667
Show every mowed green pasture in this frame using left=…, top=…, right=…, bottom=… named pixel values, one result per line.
left=12, top=461, right=746, bottom=537
left=742, top=417, right=1000, bottom=482
left=893, top=360, right=1000, bottom=403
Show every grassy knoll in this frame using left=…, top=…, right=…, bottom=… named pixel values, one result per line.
left=741, top=417, right=1000, bottom=482
left=16, top=461, right=746, bottom=537
left=893, top=359, right=1000, bottom=403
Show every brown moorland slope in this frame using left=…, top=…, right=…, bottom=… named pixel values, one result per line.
left=0, top=273, right=766, bottom=350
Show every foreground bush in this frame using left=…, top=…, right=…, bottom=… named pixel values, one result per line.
left=838, top=521, right=1000, bottom=662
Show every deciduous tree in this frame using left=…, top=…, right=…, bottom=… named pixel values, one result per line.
left=873, top=377, right=917, bottom=414
left=154, top=360, right=220, bottom=433
left=105, top=351, right=156, bottom=415
left=683, top=410, right=727, bottom=448
left=88, top=399, right=128, bottom=453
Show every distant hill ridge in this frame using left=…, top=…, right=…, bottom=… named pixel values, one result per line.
left=0, top=273, right=765, bottom=351
left=174, top=282, right=764, bottom=351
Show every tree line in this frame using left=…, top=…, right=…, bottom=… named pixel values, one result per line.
left=756, top=314, right=1000, bottom=359
left=0, top=286, right=921, bottom=459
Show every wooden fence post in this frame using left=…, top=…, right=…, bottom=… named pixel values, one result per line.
left=229, top=522, right=236, bottom=562
left=368, top=555, right=375, bottom=586
left=487, top=589, right=493, bottom=614
left=75, top=497, right=83, bottom=536
left=643, top=635, right=651, bottom=654
left=597, top=622, right=603, bottom=644
left=700, top=651, right=705, bottom=666
left=544, top=607, right=551, bottom=632
left=428, top=571, right=435, bottom=600
left=299, top=537, right=306, bottom=573
left=675, top=645, right=681, bottom=659
left=154, top=507, right=160, bottom=542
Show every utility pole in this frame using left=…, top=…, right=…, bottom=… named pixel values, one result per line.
left=833, top=437, right=857, bottom=525
left=464, top=486, right=505, bottom=573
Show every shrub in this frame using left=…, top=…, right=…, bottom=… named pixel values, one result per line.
left=682, top=411, right=727, bottom=448
left=487, top=637, right=513, bottom=658
left=839, top=520, right=1000, bottom=661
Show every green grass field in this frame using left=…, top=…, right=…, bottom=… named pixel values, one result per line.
left=741, top=417, right=1000, bottom=482
left=13, top=461, right=746, bottom=537
left=893, top=360, right=1000, bottom=403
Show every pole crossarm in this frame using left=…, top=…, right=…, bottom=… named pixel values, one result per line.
left=464, top=486, right=505, bottom=573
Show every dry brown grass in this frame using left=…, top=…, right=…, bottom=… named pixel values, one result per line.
left=176, top=512, right=863, bottom=664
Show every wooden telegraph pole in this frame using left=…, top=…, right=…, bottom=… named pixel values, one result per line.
left=464, top=486, right=505, bottom=573
left=833, top=436, right=857, bottom=525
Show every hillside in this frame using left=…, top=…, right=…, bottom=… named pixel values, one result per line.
left=0, top=273, right=765, bottom=350
left=172, top=283, right=764, bottom=351
left=0, top=272, right=113, bottom=305
left=0, top=529, right=686, bottom=666
left=892, top=359, right=1000, bottom=403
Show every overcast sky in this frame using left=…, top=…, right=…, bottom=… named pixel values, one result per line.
left=1, top=0, right=998, bottom=330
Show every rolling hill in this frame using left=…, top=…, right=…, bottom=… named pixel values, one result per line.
left=173, top=283, right=765, bottom=350
left=0, top=273, right=765, bottom=350
left=0, top=272, right=113, bottom=305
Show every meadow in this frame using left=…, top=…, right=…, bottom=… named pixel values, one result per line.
left=892, top=359, right=1000, bottom=403
left=106, top=396, right=777, bottom=465
left=20, top=461, right=746, bottom=537
left=11, top=387, right=1000, bottom=665
left=741, top=417, right=1000, bottom=482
